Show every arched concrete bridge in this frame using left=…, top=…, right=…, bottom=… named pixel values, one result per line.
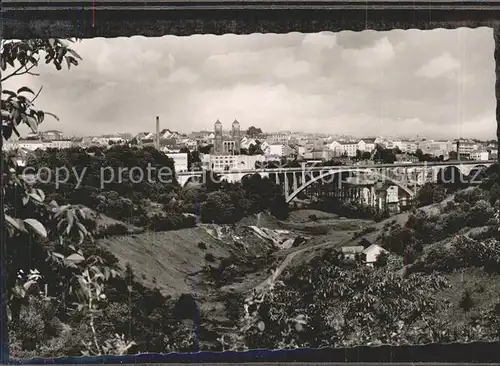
left=176, top=160, right=495, bottom=203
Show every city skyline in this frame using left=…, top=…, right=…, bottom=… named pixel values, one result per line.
left=4, top=28, right=496, bottom=140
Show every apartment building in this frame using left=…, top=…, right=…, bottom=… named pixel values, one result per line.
left=359, top=138, right=376, bottom=152
left=398, top=141, right=419, bottom=153
left=266, top=132, right=289, bottom=145
left=311, top=148, right=335, bottom=161
left=165, top=152, right=189, bottom=173
left=470, top=151, right=490, bottom=161
left=202, top=154, right=265, bottom=172
left=40, top=130, right=64, bottom=140
left=266, top=144, right=294, bottom=157
left=418, top=140, right=453, bottom=157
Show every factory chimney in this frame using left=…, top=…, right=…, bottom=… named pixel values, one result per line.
left=156, top=116, right=160, bottom=150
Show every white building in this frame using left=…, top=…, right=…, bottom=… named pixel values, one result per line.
left=359, top=138, right=376, bottom=152
left=16, top=140, right=48, bottom=151
left=470, top=151, right=490, bottom=161
left=339, top=142, right=359, bottom=157
left=399, top=141, right=419, bottom=153
left=362, top=244, right=388, bottom=267
left=202, top=154, right=265, bottom=172
left=457, top=140, right=480, bottom=156
left=266, top=144, right=293, bottom=157
left=386, top=185, right=399, bottom=203
left=166, top=152, right=189, bottom=173
left=48, top=140, right=74, bottom=149
left=266, top=132, right=289, bottom=145
left=341, top=246, right=364, bottom=260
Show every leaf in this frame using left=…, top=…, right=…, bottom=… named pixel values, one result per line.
left=65, top=210, right=75, bottom=234
left=78, top=208, right=86, bottom=220
left=17, top=86, right=35, bottom=95
left=24, top=219, right=47, bottom=238
left=257, top=321, right=265, bottom=331
left=67, top=48, right=83, bottom=60
left=66, top=253, right=85, bottom=264
left=2, top=90, right=16, bottom=98
left=78, top=230, right=84, bottom=245
left=24, top=116, right=38, bottom=133
left=2, top=126, right=13, bottom=140
left=36, top=189, right=45, bottom=202
left=23, top=280, right=36, bottom=291
left=28, top=192, right=43, bottom=202
left=52, top=252, right=65, bottom=260
left=36, top=110, right=45, bottom=124
left=5, top=214, right=25, bottom=232
left=104, top=267, right=110, bottom=281
left=76, top=222, right=88, bottom=235
left=44, top=111, right=60, bottom=121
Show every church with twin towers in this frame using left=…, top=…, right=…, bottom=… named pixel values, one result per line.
left=213, top=119, right=242, bottom=155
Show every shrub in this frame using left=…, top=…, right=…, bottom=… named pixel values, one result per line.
left=466, top=199, right=495, bottom=228
left=197, top=242, right=207, bottom=250
left=374, top=250, right=389, bottom=267
left=269, top=196, right=290, bottom=220
left=309, top=214, right=318, bottom=222
left=382, top=225, right=416, bottom=255
left=205, top=253, right=216, bottom=263
left=173, top=294, right=198, bottom=320
left=489, top=183, right=500, bottom=205
left=103, top=223, right=129, bottom=236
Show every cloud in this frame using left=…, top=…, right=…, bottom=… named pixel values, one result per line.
left=341, top=37, right=395, bottom=68
left=2, top=28, right=495, bottom=140
left=167, top=67, right=199, bottom=84
left=273, top=58, right=310, bottom=79
left=416, top=52, right=461, bottom=78
left=302, top=32, right=337, bottom=49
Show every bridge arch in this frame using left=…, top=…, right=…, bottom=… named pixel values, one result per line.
left=285, top=168, right=415, bottom=203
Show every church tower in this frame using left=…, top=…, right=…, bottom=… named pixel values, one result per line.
left=232, top=119, right=241, bottom=154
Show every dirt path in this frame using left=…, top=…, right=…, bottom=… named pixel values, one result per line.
left=253, top=233, right=356, bottom=293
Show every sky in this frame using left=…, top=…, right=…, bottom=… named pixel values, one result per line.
left=4, top=27, right=497, bottom=140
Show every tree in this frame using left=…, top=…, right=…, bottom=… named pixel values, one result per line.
left=361, top=151, right=371, bottom=160
left=373, top=145, right=396, bottom=164
left=200, top=191, right=238, bottom=224
left=248, top=142, right=264, bottom=155
left=246, top=126, right=263, bottom=138
left=449, top=151, right=458, bottom=160
left=415, top=183, right=447, bottom=207
left=459, top=290, right=474, bottom=313
left=1, top=39, right=130, bottom=358
left=198, top=144, right=213, bottom=154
